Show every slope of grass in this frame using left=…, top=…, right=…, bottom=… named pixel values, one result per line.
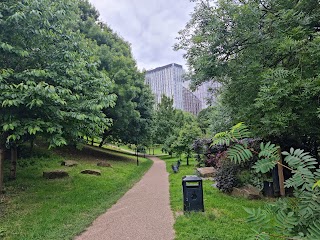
left=0, top=146, right=152, bottom=240
left=162, top=155, right=273, bottom=240
left=111, top=144, right=164, bottom=156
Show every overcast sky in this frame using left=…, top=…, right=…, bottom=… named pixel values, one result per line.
left=88, top=0, right=195, bottom=71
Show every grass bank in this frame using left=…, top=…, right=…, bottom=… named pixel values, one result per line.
left=162, top=155, right=272, bottom=240
left=0, top=145, right=152, bottom=240
left=106, top=144, right=164, bottom=156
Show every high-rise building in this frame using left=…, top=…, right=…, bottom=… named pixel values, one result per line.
left=182, top=86, right=202, bottom=115
left=145, top=63, right=184, bottom=110
left=145, top=63, right=219, bottom=115
left=192, top=81, right=221, bottom=108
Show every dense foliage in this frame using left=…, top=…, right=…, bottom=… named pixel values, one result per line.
left=212, top=123, right=320, bottom=239
left=246, top=148, right=320, bottom=239
left=0, top=0, right=155, bottom=182
left=0, top=0, right=154, bottom=149
left=215, top=159, right=239, bottom=193
left=176, top=0, right=320, bottom=152
left=153, top=96, right=178, bottom=145
left=0, top=0, right=116, bottom=149
left=154, top=95, right=203, bottom=163
left=78, top=1, right=154, bottom=147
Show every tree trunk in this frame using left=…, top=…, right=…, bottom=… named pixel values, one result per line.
left=0, top=148, right=4, bottom=194
left=277, top=148, right=285, bottom=197
left=187, top=156, right=189, bottom=166
left=9, top=145, right=17, bottom=180
left=99, top=136, right=107, bottom=148
left=30, top=138, right=34, bottom=156
left=91, top=139, right=94, bottom=146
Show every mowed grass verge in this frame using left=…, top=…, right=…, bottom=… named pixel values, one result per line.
left=0, top=145, right=152, bottom=240
left=162, top=155, right=272, bottom=240
left=105, top=144, right=164, bottom=156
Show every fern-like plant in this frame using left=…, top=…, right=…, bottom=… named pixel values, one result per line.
left=212, top=122, right=256, bottom=164
left=245, top=149, right=320, bottom=239
left=212, top=123, right=320, bottom=239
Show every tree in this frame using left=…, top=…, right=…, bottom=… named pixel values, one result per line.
left=176, top=0, right=320, bottom=153
left=78, top=1, right=154, bottom=146
left=197, top=97, right=232, bottom=136
left=0, top=0, right=116, bottom=178
left=173, top=122, right=202, bottom=165
left=152, top=95, right=177, bottom=144
left=126, top=80, right=155, bottom=147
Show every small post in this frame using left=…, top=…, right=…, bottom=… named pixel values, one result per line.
left=277, top=148, right=285, bottom=197
left=0, top=149, right=4, bottom=195
left=136, top=148, right=139, bottom=166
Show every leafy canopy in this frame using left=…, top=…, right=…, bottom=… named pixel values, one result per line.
left=176, top=0, right=320, bottom=147
left=0, top=0, right=116, bottom=147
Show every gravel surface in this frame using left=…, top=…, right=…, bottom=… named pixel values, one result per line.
left=75, top=156, right=175, bottom=240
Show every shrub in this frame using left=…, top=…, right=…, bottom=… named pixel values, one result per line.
left=192, top=138, right=212, bottom=166
left=215, top=159, right=239, bottom=193
left=211, top=122, right=320, bottom=239
left=245, top=148, right=320, bottom=239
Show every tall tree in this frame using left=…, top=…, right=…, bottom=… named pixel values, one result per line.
left=78, top=1, right=154, bottom=146
left=176, top=0, right=320, bottom=152
left=153, top=95, right=177, bottom=144
left=173, top=122, right=202, bottom=165
left=0, top=0, right=116, bottom=177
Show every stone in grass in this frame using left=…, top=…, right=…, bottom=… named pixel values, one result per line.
left=81, top=169, right=101, bottom=176
left=61, top=160, right=78, bottom=167
left=43, top=170, right=69, bottom=179
left=97, top=161, right=112, bottom=167
left=231, top=184, right=262, bottom=200
left=196, top=167, right=217, bottom=178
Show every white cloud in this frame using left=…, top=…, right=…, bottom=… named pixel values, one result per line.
left=88, top=0, right=194, bottom=70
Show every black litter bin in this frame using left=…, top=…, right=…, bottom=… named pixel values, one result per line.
left=182, top=175, right=204, bottom=212
left=263, top=181, right=274, bottom=197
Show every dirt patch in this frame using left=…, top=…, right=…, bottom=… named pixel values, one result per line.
left=208, top=208, right=223, bottom=218
left=175, top=211, right=184, bottom=218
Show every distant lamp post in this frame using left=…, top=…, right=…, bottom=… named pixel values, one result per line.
left=136, top=146, right=139, bottom=166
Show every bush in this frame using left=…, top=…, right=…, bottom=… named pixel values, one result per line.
left=137, top=146, right=146, bottom=153
left=215, top=159, right=239, bottom=193
left=245, top=148, right=320, bottom=239
left=192, top=138, right=228, bottom=167
left=192, top=138, right=212, bottom=166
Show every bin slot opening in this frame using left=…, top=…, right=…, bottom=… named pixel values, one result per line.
left=185, top=182, right=200, bottom=187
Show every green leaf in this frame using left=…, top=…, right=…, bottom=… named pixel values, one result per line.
left=253, top=158, right=277, bottom=173
left=306, top=220, right=320, bottom=239
left=230, top=122, right=251, bottom=139
left=312, top=180, right=320, bottom=190
left=228, top=143, right=253, bottom=164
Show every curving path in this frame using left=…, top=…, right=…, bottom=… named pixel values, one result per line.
left=75, top=156, right=175, bottom=240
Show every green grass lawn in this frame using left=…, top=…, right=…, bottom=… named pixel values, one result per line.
left=104, top=144, right=165, bottom=156
left=162, top=155, right=273, bottom=240
left=0, top=145, right=152, bottom=240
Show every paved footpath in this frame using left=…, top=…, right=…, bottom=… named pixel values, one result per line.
left=75, top=156, right=175, bottom=240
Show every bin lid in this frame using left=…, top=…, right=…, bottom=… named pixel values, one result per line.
left=182, top=175, right=202, bottom=182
